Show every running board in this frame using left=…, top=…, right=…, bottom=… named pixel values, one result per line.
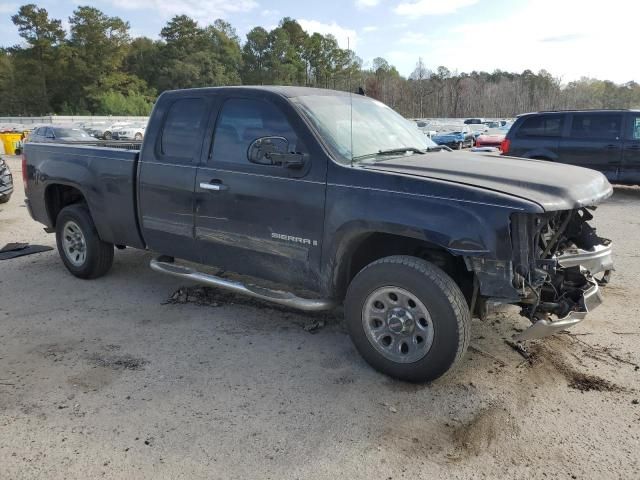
left=150, top=258, right=336, bottom=312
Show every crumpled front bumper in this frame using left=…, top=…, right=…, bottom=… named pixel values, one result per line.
left=515, top=243, right=613, bottom=341
left=556, top=243, right=614, bottom=276
left=515, top=277, right=602, bottom=341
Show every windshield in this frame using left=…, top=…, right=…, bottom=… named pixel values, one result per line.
left=291, top=94, right=437, bottom=164
left=437, top=125, right=464, bottom=134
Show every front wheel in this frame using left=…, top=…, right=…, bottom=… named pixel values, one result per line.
left=55, top=204, right=114, bottom=279
left=345, top=255, right=470, bottom=382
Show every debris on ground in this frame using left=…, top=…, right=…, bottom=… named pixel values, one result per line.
left=559, top=331, right=640, bottom=370
left=504, top=340, right=531, bottom=360
left=165, top=286, right=230, bottom=306
left=0, top=242, right=53, bottom=260
left=525, top=340, right=623, bottom=392
left=165, top=285, right=342, bottom=333
left=303, top=319, right=325, bottom=333
left=469, top=345, right=506, bottom=367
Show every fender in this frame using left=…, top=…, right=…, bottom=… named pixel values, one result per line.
left=320, top=183, right=520, bottom=297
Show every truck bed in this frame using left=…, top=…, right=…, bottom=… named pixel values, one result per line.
left=24, top=142, right=145, bottom=249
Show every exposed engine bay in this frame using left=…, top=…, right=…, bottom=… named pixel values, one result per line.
left=510, top=208, right=613, bottom=340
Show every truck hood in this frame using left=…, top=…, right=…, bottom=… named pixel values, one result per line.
left=363, top=151, right=613, bottom=211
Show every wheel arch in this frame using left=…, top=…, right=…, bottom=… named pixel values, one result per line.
left=45, top=183, right=88, bottom=227
left=329, top=229, right=475, bottom=304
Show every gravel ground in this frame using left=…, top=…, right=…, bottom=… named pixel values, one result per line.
left=1, top=155, right=639, bottom=479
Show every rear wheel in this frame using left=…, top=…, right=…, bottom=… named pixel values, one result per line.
left=55, top=204, right=114, bottom=279
left=457, top=142, right=463, bottom=150
left=345, top=255, right=470, bottom=382
left=103, top=131, right=112, bottom=140
left=134, top=133, right=143, bottom=141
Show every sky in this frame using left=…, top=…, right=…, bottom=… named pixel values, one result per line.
left=1, top=0, right=638, bottom=84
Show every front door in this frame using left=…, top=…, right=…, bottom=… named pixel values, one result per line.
left=620, top=113, right=640, bottom=184
left=558, top=112, right=623, bottom=181
left=194, top=96, right=327, bottom=291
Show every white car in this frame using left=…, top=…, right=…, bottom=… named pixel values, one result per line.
left=113, top=124, right=146, bottom=141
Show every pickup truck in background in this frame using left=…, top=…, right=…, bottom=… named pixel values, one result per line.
left=23, top=86, right=614, bottom=382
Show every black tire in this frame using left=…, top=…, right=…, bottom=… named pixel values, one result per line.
left=134, top=133, right=143, bottom=141
left=0, top=193, right=10, bottom=204
left=457, top=142, right=463, bottom=150
left=345, top=255, right=470, bottom=382
left=55, top=204, right=114, bottom=279
left=103, top=131, right=112, bottom=140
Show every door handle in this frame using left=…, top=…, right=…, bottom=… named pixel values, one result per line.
left=605, top=144, right=618, bottom=149
left=200, top=181, right=228, bottom=192
left=628, top=144, right=640, bottom=150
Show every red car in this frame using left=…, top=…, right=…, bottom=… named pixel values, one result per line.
left=475, top=130, right=506, bottom=148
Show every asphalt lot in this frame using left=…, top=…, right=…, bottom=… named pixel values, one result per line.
left=1, top=154, right=639, bottom=479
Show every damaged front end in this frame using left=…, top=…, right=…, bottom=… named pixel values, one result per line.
left=509, top=209, right=613, bottom=341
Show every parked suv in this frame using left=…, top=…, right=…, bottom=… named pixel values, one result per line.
left=502, top=109, right=640, bottom=184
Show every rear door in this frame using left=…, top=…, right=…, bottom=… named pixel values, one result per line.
left=620, top=112, right=640, bottom=184
left=558, top=112, right=623, bottom=180
left=194, top=95, right=327, bottom=290
left=509, top=114, right=564, bottom=158
left=138, top=95, right=211, bottom=262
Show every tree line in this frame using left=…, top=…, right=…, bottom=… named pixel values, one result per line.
left=1, top=4, right=639, bottom=118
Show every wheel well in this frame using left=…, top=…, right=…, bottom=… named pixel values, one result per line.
left=336, top=232, right=474, bottom=302
left=45, top=184, right=86, bottom=226
left=530, top=155, right=552, bottom=161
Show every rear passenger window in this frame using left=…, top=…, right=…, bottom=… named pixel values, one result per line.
left=516, top=115, right=563, bottom=138
left=627, top=116, right=640, bottom=140
left=570, top=114, right=622, bottom=140
left=211, top=98, right=299, bottom=165
left=161, top=98, right=207, bottom=160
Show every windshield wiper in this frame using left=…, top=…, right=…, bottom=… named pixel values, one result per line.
left=377, top=147, right=426, bottom=156
left=352, top=147, right=426, bottom=162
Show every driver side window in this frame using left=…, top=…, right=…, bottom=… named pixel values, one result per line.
left=210, top=98, right=299, bottom=165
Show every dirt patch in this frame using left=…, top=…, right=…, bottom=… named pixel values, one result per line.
left=87, top=353, right=148, bottom=371
left=67, top=367, right=115, bottom=391
left=451, top=405, right=518, bottom=457
left=526, top=340, right=623, bottom=393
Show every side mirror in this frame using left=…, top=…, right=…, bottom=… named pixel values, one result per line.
left=248, top=136, right=288, bottom=165
left=248, top=136, right=306, bottom=169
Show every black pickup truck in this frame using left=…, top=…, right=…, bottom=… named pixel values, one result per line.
left=23, top=86, right=614, bottom=382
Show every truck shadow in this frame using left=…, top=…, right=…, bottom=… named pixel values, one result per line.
left=608, top=185, right=640, bottom=204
